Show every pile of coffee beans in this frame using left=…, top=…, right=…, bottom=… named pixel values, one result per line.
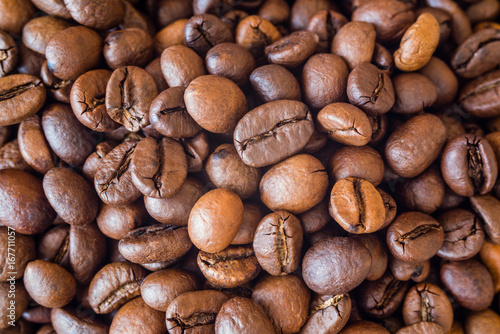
left=1, top=0, right=500, bottom=333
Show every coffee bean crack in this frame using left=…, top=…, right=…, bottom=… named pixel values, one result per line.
left=0, top=81, right=40, bottom=101
left=373, top=279, right=404, bottom=312
left=396, top=224, right=442, bottom=253
left=97, top=280, right=143, bottom=313
left=466, top=137, right=484, bottom=190
left=311, top=294, right=347, bottom=319
left=168, top=312, right=217, bottom=332
left=361, top=73, right=384, bottom=105
left=455, top=37, right=500, bottom=69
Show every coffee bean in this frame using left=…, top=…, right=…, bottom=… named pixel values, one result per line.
left=250, top=65, right=301, bottom=102
left=0, top=0, right=35, bottom=34
left=340, top=320, right=390, bottom=333
left=465, top=309, right=500, bottom=334
left=301, top=293, right=351, bottom=334
left=0, top=30, right=18, bottom=78
left=96, top=200, right=145, bottom=240
left=332, top=21, right=376, bottom=71
left=17, top=115, right=53, bottom=174
left=290, top=0, right=333, bottom=31
left=184, top=14, right=234, bottom=56
left=82, top=141, right=118, bottom=180
left=104, top=28, right=154, bottom=70
left=161, top=45, right=207, bottom=88
left=396, top=322, right=445, bottom=334
left=234, top=100, right=314, bottom=167
left=51, top=307, right=108, bottom=334
left=155, top=19, right=188, bottom=53
left=391, top=73, right=438, bottom=114
left=427, top=0, right=472, bottom=44
left=470, top=194, right=500, bottom=244
left=459, top=69, right=500, bottom=118
left=328, top=146, right=385, bottom=186
left=265, top=30, right=318, bottom=67
left=181, top=130, right=210, bottom=172
left=307, top=9, right=348, bottom=53
left=389, top=255, right=431, bottom=282
left=22, top=16, right=70, bottom=55
left=110, top=296, right=166, bottom=334
left=419, top=57, right=458, bottom=107
left=236, top=15, right=281, bottom=59
left=65, top=0, right=124, bottom=29
left=0, top=139, right=31, bottom=171
left=353, top=234, right=388, bottom=281
left=215, top=296, right=275, bottom=334
left=0, top=281, right=28, bottom=329
left=206, top=42, right=256, bottom=87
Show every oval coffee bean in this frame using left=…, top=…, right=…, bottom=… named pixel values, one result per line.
left=470, top=194, right=500, bottom=244
left=300, top=293, right=351, bottom=334
left=265, top=31, right=318, bottom=68
left=250, top=65, right=301, bottom=102
left=18, top=115, right=54, bottom=174
left=234, top=100, right=314, bottom=168
left=215, top=297, right=275, bottom=334
left=64, top=0, right=124, bottom=30
left=161, top=45, right=207, bottom=88
left=0, top=30, right=18, bottom=77
left=459, top=69, right=500, bottom=118
left=109, top=296, right=166, bottom=334
left=235, top=15, right=281, bottom=59
left=331, top=21, right=376, bottom=71
left=253, top=211, right=303, bottom=276
left=205, top=42, right=256, bottom=87
left=51, top=307, right=108, bottom=334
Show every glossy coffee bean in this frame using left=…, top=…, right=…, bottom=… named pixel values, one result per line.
left=328, top=146, right=385, bottom=186
left=301, top=293, right=351, bottom=334
left=0, top=0, right=35, bottom=34
left=110, top=296, right=166, bottom=334
left=465, top=309, right=500, bottom=334
left=184, top=14, right=234, bottom=56
left=0, top=139, right=31, bottom=171
left=470, top=194, right=500, bottom=244
left=332, top=21, right=376, bottom=71
left=0, top=30, right=18, bottom=78
left=459, top=69, right=500, bottom=118
left=389, top=255, right=431, bottom=283
left=307, top=9, right=348, bottom=53
left=236, top=15, right=281, bottom=59
left=82, top=141, right=118, bottom=181
left=161, top=45, right=207, bottom=88
left=206, top=42, right=256, bottom=87
left=265, top=30, right=318, bottom=68
left=22, top=16, right=70, bottom=55
left=353, top=234, right=388, bottom=281
left=298, top=199, right=330, bottom=234
left=96, top=200, right=144, bottom=240
left=419, top=57, right=458, bottom=107
left=51, top=307, right=108, bottom=334
left=103, top=28, right=154, bottom=70
left=17, top=115, right=54, bottom=174
left=215, top=296, right=275, bottom=334
left=391, top=73, right=437, bottom=114
left=65, top=0, right=124, bottom=29
left=480, top=241, right=500, bottom=293
left=250, top=65, right=301, bottom=102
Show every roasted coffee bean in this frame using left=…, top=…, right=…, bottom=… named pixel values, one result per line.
left=328, top=146, right=385, bottom=186
left=23, top=260, right=76, bottom=308
left=480, top=241, right=500, bottom=292
left=103, top=28, right=154, bottom=70
left=185, top=75, right=247, bottom=133
left=441, top=259, right=494, bottom=311
left=51, top=307, right=108, bottom=334
left=302, top=236, right=371, bottom=295
left=0, top=0, right=35, bottom=34
left=465, top=309, right=500, bottom=334
left=166, top=290, right=229, bottom=334
left=441, top=134, right=498, bottom=196
left=45, top=26, right=102, bottom=80
left=353, top=234, right=388, bottom=281
left=42, top=103, right=95, bottom=166
left=352, top=0, right=415, bottom=45
left=234, top=100, right=314, bottom=167
left=188, top=188, right=244, bottom=253
left=302, top=53, right=348, bottom=110
left=330, top=177, right=386, bottom=234
left=265, top=30, right=318, bottom=68
left=470, top=194, right=500, bottom=244
left=258, top=0, right=290, bottom=26
left=437, top=209, right=484, bottom=260
left=18, top=115, right=53, bottom=172
left=416, top=7, right=452, bottom=45
left=0, top=139, right=31, bottom=171
left=106, top=66, right=157, bottom=132
left=221, top=10, right=249, bottom=32
left=119, top=224, right=192, bottom=264
left=22, top=16, right=70, bottom=55
left=396, top=322, right=445, bottom=334
left=307, top=9, right=348, bottom=53
left=391, top=73, right=438, bottom=114
left=253, top=211, right=302, bottom=276
left=70, top=69, right=120, bottom=132
left=387, top=212, right=444, bottom=263
left=181, top=131, right=210, bottom=172
left=17, top=42, right=45, bottom=76
left=198, top=244, right=260, bottom=288
left=260, top=154, right=328, bottom=214
left=347, top=62, right=395, bottom=116
left=206, top=143, right=261, bottom=199
left=0, top=169, right=55, bottom=235
left=298, top=199, right=330, bottom=234
left=215, top=296, right=275, bottom=334
left=394, top=13, right=440, bottom=71
left=300, top=293, right=351, bottom=334
left=161, top=45, right=207, bottom=88
left=290, top=0, right=333, bottom=31
left=385, top=113, right=446, bottom=178
left=459, top=69, right=500, bottom=118
left=236, top=15, right=281, bottom=59
left=332, top=21, right=376, bottom=71
left=250, top=65, right=301, bottom=102
left=94, top=140, right=142, bottom=205
left=356, top=272, right=409, bottom=319
left=340, top=320, right=390, bottom=333
left=427, top=0, right=472, bottom=44
left=82, top=141, right=118, bottom=180
left=0, top=226, right=35, bottom=281
left=110, top=296, right=166, bottom=334
left=155, top=19, right=187, bottom=53
left=451, top=29, right=500, bottom=79
left=130, top=137, right=187, bottom=198
left=419, top=57, right=458, bottom=107
left=389, top=255, right=431, bottom=282
left=378, top=188, right=398, bottom=228
left=96, top=200, right=144, bottom=240
left=65, top=0, right=124, bottom=29
left=402, top=283, right=453, bottom=333
left=88, top=262, right=147, bottom=314
left=371, top=43, right=394, bottom=74
left=206, top=42, right=256, bottom=87
left=40, top=61, right=73, bottom=103
left=0, top=74, right=45, bottom=126
left=252, top=274, right=310, bottom=334
left=0, top=30, right=18, bottom=78
left=184, top=14, right=234, bottom=56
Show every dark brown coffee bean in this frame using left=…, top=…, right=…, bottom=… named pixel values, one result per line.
left=290, top=0, right=333, bottom=31
left=40, top=61, right=73, bottom=103
left=184, top=14, right=234, bottom=56
left=452, top=29, right=500, bottom=79
left=340, top=320, right=390, bottom=333
left=334, top=22, right=377, bottom=71
left=250, top=65, right=301, bottom=102
left=437, top=209, right=484, bottom=260
left=328, top=146, right=385, bottom=186
left=235, top=15, right=281, bottom=59
left=17, top=42, right=45, bottom=76
left=82, top=141, right=118, bottom=180
left=110, top=296, right=166, bottom=334
left=317, top=103, right=372, bottom=146
left=0, top=281, right=28, bottom=329
left=302, top=53, right=348, bottom=110
left=156, top=18, right=186, bottom=53
left=106, top=66, right=157, bottom=132
left=265, top=30, right=318, bottom=68
left=166, top=290, right=229, bottom=334
left=145, top=58, right=169, bottom=92
left=378, top=188, right=398, bottom=229
left=104, top=28, right=154, bottom=70
left=0, top=139, right=30, bottom=171
left=419, top=57, right=458, bottom=107
left=371, top=43, right=394, bottom=74
left=23, top=260, right=76, bottom=308
left=353, top=234, right=388, bottom=281
left=216, top=296, right=275, bottom=334
left=37, top=224, right=71, bottom=268
left=22, top=16, right=70, bottom=55
left=188, top=188, right=244, bottom=253
left=46, top=26, right=102, bottom=80
left=96, top=200, right=144, bottom=240
left=145, top=177, right=204, bottom=226
left=206, top=42, right=256, bottom=87
left=0, top=0, right=35, bottom=34
left=301, top=293, right=351, bottom=334
left=392, top=73, right=438, bottom=114
left=385, top=113, right=446, bottom=178
left=130, top=137, right=187, bottom=198
left=0, top=169, right=55, bottom=234
left=307, top=9, right=348, bottom=53
left=459, top=69, right=500, bottom=118
left=18, top=115, right=54, bottom=174
left=470, top=194, right=500, bottom=244
left=427, top=0, right=472, bottom=44
left=302, top=236, right=371, bottom=295
left=94, top=140, right=141, bottom=205
left=386, top=212, right=444, bottom=263
left=441, top=259, right=494, bottom=311
left=347, top=62, right=395, bottom=116
left=441, top=134, right=498, bottom=197
left=42, top=103, right=95, bottom=165
left=65, top=0, right=124, bottom=29
left=402, top=283, right=453, bottom=333
left=51, top=307, right=108, bottom=334
left=356, top=272, right=409, bottom=319
left=43, top=167, right=98, bottom=226
left=234, top=100, right=314, bottom=167
left=252, top=274, right=310, bottom=334
left=298, top=198, right=330, bottom=234
left=88, top=261, right=147, bottom=314
left=260, top=154, right=328, bottom=214
left=161, top=45, right=207, bottom=88
left=150, top=0, right=192, bottom=27
left=0, top=30, right=18, bottom=78
left=0, top=74, right=46, bottom=126
left=221, top=9, right=249, bottom=32
left=465, top=309, right=500, bottom=334
left=70, top=69, right=120, bottom=132
left=389, top=255, right=431, bottom=283
left=0, top=226, right=35, bottom=281
left=198, top=244, right=260, bottom=288
left=253, top=211, right=302, bottom=276
left=21, top=305, right=51, bottom=324
left=352, top=0, right=416, bottom=44
left=396, top=322, right=445, bottom=334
